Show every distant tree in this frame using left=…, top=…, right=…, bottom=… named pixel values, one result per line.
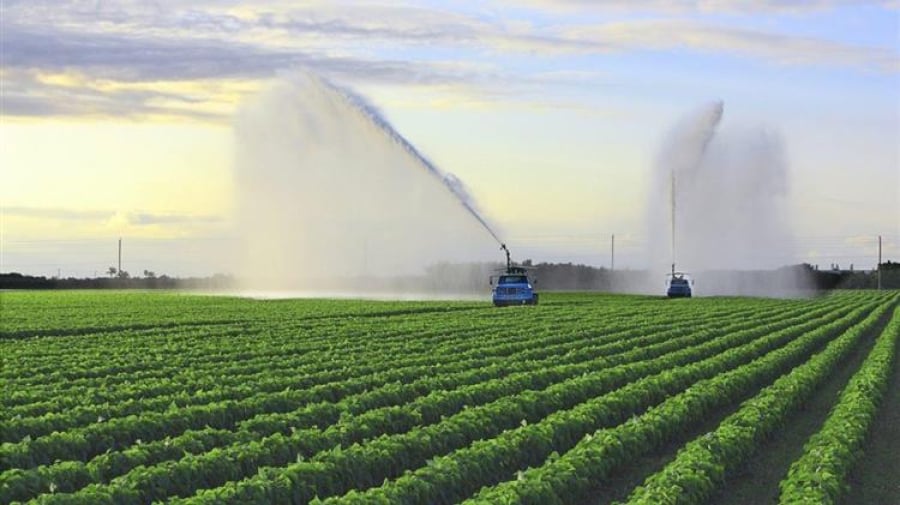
left=116, top=270, right=130, bottom=279
left=143, top=270, right=156, bottom=279
left=107, top=267, right=117, bottom=278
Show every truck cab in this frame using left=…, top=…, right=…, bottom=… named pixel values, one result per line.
left=492, top=266, right=539, bottom=306
left=666, top=272, right=694, bottom=298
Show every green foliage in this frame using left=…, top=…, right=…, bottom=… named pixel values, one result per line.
left=0, top=290, right=896, bottom=504
left=618, top=296, right=897, bottom=505
left=778, top=306, right=900, bottom=504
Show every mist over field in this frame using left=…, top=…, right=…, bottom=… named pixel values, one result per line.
left=231, top=82, right=815, bottom=297
left=232, top=72, right=499, bottom=292
left=635, top=101, right=811, bottom=296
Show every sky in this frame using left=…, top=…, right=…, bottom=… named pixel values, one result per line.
left=1, top=0, right=898, bottom=278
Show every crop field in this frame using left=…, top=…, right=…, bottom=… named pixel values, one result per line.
left=2, top=290, right=899, bottom=505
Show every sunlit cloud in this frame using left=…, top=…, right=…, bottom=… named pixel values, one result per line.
left=3, top=206, right=223, bottom=226
left=2, top=1, right=896, bottom=121
left=2, top=206, right=228, bottom=244
left=566, top=20, right=899, bottom=72
left=511, top=0, right=897, bottom=14
left=2, top=69, right=229, bottom=122
left=2, top=206, right=111, bottom=221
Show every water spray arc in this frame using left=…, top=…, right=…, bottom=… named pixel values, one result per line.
left=669, top=100, right=724, bottom=276
left=327, top=78, right=504, bottom=246
left=232, top=71, right=502, bottom=291
left=647, top=99, right=800, bottom=297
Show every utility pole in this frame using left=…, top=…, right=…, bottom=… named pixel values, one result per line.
left=118, top=237, right=122, bottom=275
left=611, top=234, right=615, bottom=271
left=877, top=235, right=882, bottom=291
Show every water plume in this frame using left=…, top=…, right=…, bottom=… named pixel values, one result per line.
left=643, top=101, right=811, bottom=296
left=232, top=71, right=500, bottom=292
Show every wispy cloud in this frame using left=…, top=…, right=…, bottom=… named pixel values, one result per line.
left=2, top=21, right=471, bottom=84
left=512, top=0, right=898, bottom=14
left=2, top=206, right=222, bottom=226
left=1, top=1, right=896, bottom=120
left=129, top=213, right=223, bottom=225
left=566, top=20, right=900, bottom=72
left=2, top=206, right=111, bottom=221
left=0, top=11, right=496, bottom=120
left=2, top=69, right=227, bottom=121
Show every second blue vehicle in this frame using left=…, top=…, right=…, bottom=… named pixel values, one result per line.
left=666, top=270, right=694, bottom=298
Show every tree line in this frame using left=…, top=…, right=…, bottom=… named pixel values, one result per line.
left=1, top=262, right=897, bottom=291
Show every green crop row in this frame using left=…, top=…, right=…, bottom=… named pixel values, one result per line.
left=6, top=299, right=558, bottom=397
left=2, top=296, right=778, bottom=456
left=3, top=298, right=760, bottom=441
left=4, top=300, right=661, bottom=407
left=457, top=298, right=890, bottom=505
left=2, top=300, right=769, bottom=502
left=620, top=295, right=898, bottom=504
left=4, top=304, right=536, bottom=391
left=0, top=291, right=891, bottom=505
left=17, top=299, right=805, bottom=504
left=778, top=305, right=900, bottom=504
left=172, top=299, right=869, bottom=504
left=1, top=298, right=743, bottom=469
left=0, top=291, right=486, bottom=339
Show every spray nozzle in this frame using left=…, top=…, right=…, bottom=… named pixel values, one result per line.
left=500, top=244, right=512, bottom=271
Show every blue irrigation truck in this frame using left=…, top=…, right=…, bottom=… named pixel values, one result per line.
left=666, top=271, right=694, bottom=298
left=491, top=245, right=539, bottom=306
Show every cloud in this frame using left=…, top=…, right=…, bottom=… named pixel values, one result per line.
left=5, top=2, right=896, bottom=74
left=566, top=20, right=899, bottom=72
left=1, top=2, right=896, bottom=120
left=254, top=5, right=489, bottom=44
left=2, top=206, right=111, bottom=220
left=512, top=0, right=897, bottom=14
left=130, top=213, right=223, bottom=225
left=0, top=14, right=494, bottom=119
left=0, top=9, right=496, bottom=121
left=1, top=6, right=488, bottom=85
left=2, top=69, right=226, bottom=121
left=2, top=206, right=223, bottom=226
left=4, top=23, right=320, bottom=82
